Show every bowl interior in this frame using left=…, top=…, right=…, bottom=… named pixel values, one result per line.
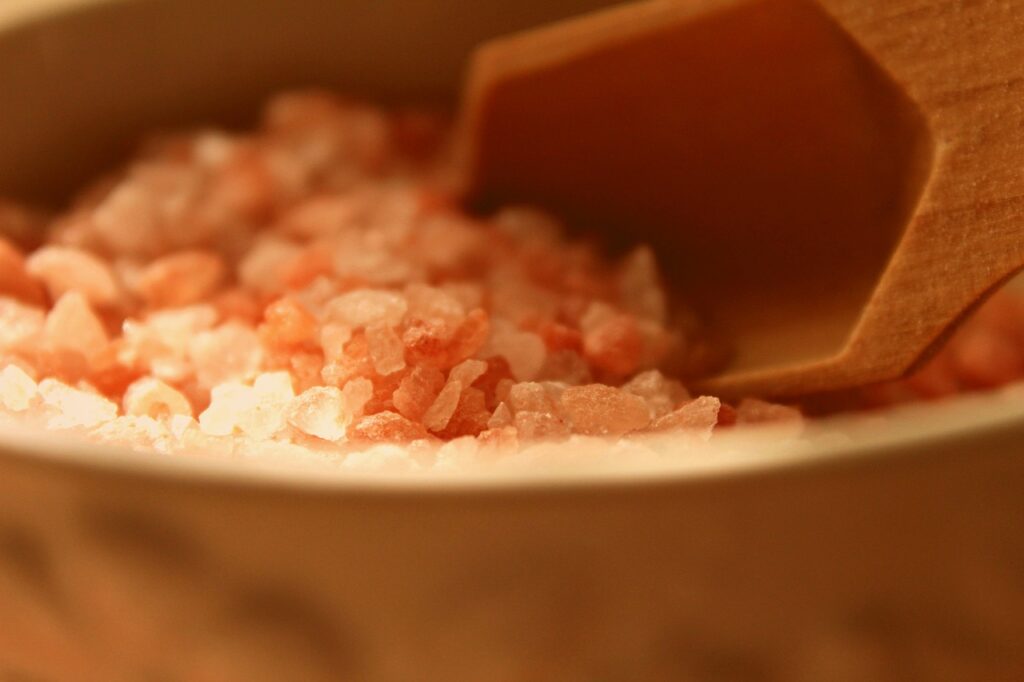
left=0, top=0, right=623, bottom=205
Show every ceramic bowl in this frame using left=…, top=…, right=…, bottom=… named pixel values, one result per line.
left=1, top=1, right=1023, bottom=680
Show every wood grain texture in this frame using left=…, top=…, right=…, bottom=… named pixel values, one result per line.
left=457, top=0, right=1024, bottom=397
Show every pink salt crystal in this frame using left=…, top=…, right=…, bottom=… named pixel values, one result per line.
left=487, top=401, right=513, bottom=429
left=0, top=199, right=46, bottom=251
left=0, top=364, right=38, bottom=411
left=187, top=322, right=263, bottom=390
left=538, top=349, right=592, bottom=384
left=38, top=378, right=118, bottom=429
left=513, top=411, right=569, bottom=440
left=237, top=237, right=303, bottom=294
left=651, top=396, right=723, bottom=439
left=320, top=322, right=353, bottom=363
left=279, top=195, right=364, bottom=239
left=366, top=321, right=407, bottom=375
left=422, top=380, right=463, bottom=432
left=507, top=382, right=555, bottom=413
left=405, top=283, right=465, bottom=326
left=622, top=369, right=690, bottom=418
left=326, top=289, right=408, bottom=328
left=559, top=384, right=650, bottom=436
left=435, top=387, right=490, bottom=438
left=286, top=386, right=347, bottom=441
left=26, top=246, right=120, bottom=306
left=259, top=297, right=319, bottom=349
left=341, top=376, right=374, bottom=418
left=951, top=325, right=1024, bottom=389
left=0, top=297, right=45, bottom=351
left=736, top=398, right=802, bottom=424
left=122, top=377, right=192, bottom=418
left=582, top=313, right=643, bottom=378
left=136, top=250, right=225, bottom=308
left=485, top=321, right=546, bottom=381
left=392, top=366, right=445, bottom=421
left=0, top=238, right=46, bottom=306
left=494, top=205, right=564, bottom=244
left=618, top=246, right=667, bottom=323
left=44, top=291, right=109, bottom=357
left=447, top=358, right=488, bottom=387
left=348, top=410, right=431, bottom=442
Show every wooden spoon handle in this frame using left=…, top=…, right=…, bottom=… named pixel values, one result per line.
left=807, top=0, right=1024, bottom=390
left=457, top=0, right=1024, bottom=397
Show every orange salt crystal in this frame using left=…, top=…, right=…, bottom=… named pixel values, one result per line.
left=560, top=384, right=650, bottom=436
left=392, top=366, right=445, bottom=421
left=423, top=380, right=463, bottom=432
left=259, top=297, right=319, bottom=349
left=0, top=238, right=46, bottom=306
left=136, top=250, right=225, bottom=308
left=435, top=387, right=491, bottom=439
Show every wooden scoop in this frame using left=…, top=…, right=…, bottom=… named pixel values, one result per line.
left=454, top=0, right=1024, bottom=398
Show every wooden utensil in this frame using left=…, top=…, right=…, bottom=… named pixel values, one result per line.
left=454, top=0, right=1024, bottom=398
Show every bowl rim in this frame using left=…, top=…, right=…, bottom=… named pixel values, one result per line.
left=1, top=387, right=1023, bottom=494
left=1, top=0, right=1023, bottom=495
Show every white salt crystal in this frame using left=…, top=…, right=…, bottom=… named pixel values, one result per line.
left=39, top=379, right=118, bottom=429
left=0, top=297, right=45, bottom=351
left=0, top=364, right=38, bottom=412
left=122, top=377, right=192, bottom=418
left=287, top=386, right=347, bottom=441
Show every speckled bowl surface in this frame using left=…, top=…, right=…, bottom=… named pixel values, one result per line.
left=1, top=2, right=1023, bottom=680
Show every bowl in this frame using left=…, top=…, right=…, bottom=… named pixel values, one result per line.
left=1, top=1, right=1024, bottom=680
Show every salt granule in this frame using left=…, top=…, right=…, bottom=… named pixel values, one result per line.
left=0, top=298, right=45, bottom=352
left=26, top=246, right=120, bottom=306
left=366, top=321, right=407, bottom=375
left=44, top=291, right=109, bottom=357
left=560, top=384, right=651, bottom=436
left=422, top=379, right=463, bottom=432
left=287, top=386, right=347, bottom=441
left=0, top=364, right=38, bottom=411
left=326, top=289, right=408, bottom=328
left=39, top=379, right=118, bottom=429
left=122, top=377, right=192, bottom=418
